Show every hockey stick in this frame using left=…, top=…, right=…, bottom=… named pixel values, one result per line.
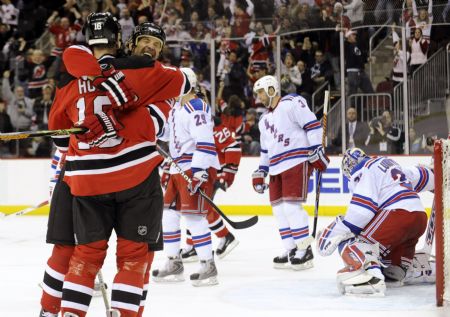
left=311, top=90, right=329, bottom=238
left=0, top=127, right=85, bottom=141
left=418, top=200, right=436, bottom=255
left=156, top=144, right=258, bottom=230
left=0, top=200, right=49, bottom=219
left=97, top=270, right=120, bottom=317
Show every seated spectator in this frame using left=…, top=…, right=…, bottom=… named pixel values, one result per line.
left=242, top=108, right=260, bottom=156
left=119, top=8, right=135, bottom=47
left=332, top=106, right=369, bottom=151
left=297, top=59, right=314, bottom=105
left=18, top=49, right=52, bottom=99
left=281, top=52, right=302, bottom=89
left=0, top=99, right=14, bottom=156
left=365, top=110, right=403, bottom=154
left=310, top=49, right=333, bottom=88
left=32, top=84, right=54, bottom=130
left=3, top=70, right=34, bottom=131
left=409, top=127, right=424, bottom=154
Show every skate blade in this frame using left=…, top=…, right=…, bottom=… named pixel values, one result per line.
left=217, top=239, right=239, bottom=259
left=181, top=255, right=199, bottom=263
left=191, top=276, right=219, bottom=287
left=152, top=274, right=185, bottom=283
left=404, top=276, right=436, bottom=285
left=291, top=260, right=314, bottom=271
left=273, top=262, right=291, bottom=270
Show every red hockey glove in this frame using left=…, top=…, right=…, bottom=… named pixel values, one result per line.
left=75, top=109, right=123, bottom=147
left=161, top=165, right=170, bottom=190
left=252, top=168, right=268, bottom=194
left=92, top=64, right=138, bottom=110
left=308, top=146, right=329, bottom=172
left=188, top=169, right=209, bottom=195
left=218, top=164, right=238, bottom=190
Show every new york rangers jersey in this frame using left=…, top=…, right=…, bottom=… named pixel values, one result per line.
left=403, top=165, right=434, bottom=193
left=161, top=98, right=220, bottom=173
left=344, top=156, right=426, bottom=235
left=258, top=94, right=323, bottom=175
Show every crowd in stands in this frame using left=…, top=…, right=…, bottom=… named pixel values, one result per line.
left=0, top=0, right=449, bottom=158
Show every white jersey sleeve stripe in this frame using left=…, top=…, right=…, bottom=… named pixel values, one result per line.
left=350, top=194, right=378, bottom=214
left=414, top=166, right=429, bottom=192
left=379, top=189, right=420, bottom=210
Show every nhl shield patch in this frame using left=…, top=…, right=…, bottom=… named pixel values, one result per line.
left=138, top=226, right=148, bottom=236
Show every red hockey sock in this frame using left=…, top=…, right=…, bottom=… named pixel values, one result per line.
left=40, top=245, right=75, bottom=314
left=137, top=251, right=155, bottom=317
left=207, top=208, right=229, bottom=238
left=61, top=240, right=107, bottom=317
left=111, top=237, right=148, bottom=317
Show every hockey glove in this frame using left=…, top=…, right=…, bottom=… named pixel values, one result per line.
left=75, top=109, right=123, bottom=147
left=218, top=164, right=238, bottom=190
left=92, top=64, right=138, bottom=110
left=316, top=216, right=355, bottom=257
left=160, top=164, right=170, bottom=190
left=188, top=169, right=209, bottom=195
left=308, top=146, right=329, bottom=172
left=252, top=168, right=268, bottom=194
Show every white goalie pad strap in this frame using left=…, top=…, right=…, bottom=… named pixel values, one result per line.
left=316, top=216, right=354, bottom=256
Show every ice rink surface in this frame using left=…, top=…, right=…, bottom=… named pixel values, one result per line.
left=1, top=215, right=449, bottom=317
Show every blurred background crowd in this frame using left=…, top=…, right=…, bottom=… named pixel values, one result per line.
left=0, top=0, right=449, bottom=158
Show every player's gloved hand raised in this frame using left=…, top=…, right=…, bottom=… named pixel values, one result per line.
left=218, top=164, right=238, bottom=191
left=92, top=64, right=138, bottom=110
left=308, top=146, right=329, bottom=172
left=160, top=165, right=170, bottom=190
left=188, top=169, right=209, bottom=195
left=75, top=109, right=123, bottom=147
left=252, top=168, right=268, bottom=194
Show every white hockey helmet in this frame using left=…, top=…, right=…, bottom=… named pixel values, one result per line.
left=341, top=147, right=368, bottom=179
left=180, top=67, right=197, bottom=92
left=253, top=75, right=279, bottom=98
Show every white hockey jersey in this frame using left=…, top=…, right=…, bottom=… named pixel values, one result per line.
left=161, top=97, right=220, bottom=173
left=258, top=94, right=323, bottom=175
left=343, top=156, right=425, bottom=235
left=403, top=165, right=434, bottom=193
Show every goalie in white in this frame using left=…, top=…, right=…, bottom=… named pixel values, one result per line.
left=317, top=148, right=431, bottom=296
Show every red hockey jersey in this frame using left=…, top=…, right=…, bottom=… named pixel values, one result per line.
left=213, top=123, right=241, bottom=168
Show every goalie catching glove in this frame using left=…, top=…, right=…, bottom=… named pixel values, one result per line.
left=252, top=168, right=268, bottom=194
left=188, top=169, right=209, bottom=195
left=75, top=109, right=123, bottom=147
left=308, top=145, right=329, bottom=172
left=92, top=64, right=138, bottom=110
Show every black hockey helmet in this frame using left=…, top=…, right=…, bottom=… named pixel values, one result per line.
left=131, top=22, right=166, bottom=48
left=83, top=12, right=122, bottom=47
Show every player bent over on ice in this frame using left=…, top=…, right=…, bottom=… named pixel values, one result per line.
left=317, top=148, right=435, bottom=296
left=251, top=75, right=329, bottom=270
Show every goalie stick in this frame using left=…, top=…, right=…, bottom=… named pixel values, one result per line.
left=311, top=90, right=329, bottom=238
left=0, top=200, right=49, bottom=219
left=156, top=144, right=258, bottom=230
left=0, top=127, right=85, bottom=141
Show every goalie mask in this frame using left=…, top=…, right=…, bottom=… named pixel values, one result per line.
left=84, top=12, right=122, bottom=48
left=341, top=147, right=368, bottom=179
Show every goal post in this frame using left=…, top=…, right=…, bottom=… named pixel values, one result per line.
left=435, top=138, right=450, bottom=306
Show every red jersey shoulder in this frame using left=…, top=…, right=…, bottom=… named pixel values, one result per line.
left=213, top=124, right=235, bottom=152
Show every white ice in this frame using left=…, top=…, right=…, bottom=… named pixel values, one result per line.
left=1, top=215, right=449, bottom=317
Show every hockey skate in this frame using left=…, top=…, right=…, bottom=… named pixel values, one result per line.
left=216, top=232, right=239, bottom=259
left=404, top=253, right=436, bottom=285
left=152, top=256, right=185, bottom=283
left=180, top=245, right=198, bottom=263
left=273, top=250, right=290, bottom=269
left=39, top=309, right=57, bottom=317
left=338, top=276, right=386, bottom=297
left=190, top=258, right=219, bottom=287
left=289, top=245, right=314, bottom=270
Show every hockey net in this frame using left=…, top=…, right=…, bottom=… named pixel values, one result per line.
left=435, top=139, right=450, bottom=306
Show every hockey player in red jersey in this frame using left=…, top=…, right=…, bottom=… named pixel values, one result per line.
left=170, top=114, right=242, bottom=262
left=39, top=20, right=179, bottom=317
left=46, top=13, right=190, bottom=317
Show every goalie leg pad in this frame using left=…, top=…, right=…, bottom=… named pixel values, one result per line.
left=403, top=253, right=436, bottom=284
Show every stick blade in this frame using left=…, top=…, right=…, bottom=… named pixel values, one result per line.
left=230, top=215, right=258, bottom=230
